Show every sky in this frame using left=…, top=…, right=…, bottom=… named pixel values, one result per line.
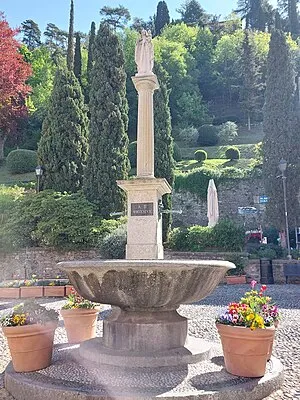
left=1, top=0, right=278, bottom=34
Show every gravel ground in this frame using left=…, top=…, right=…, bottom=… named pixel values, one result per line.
left=0, top=284, right=299, bottom=400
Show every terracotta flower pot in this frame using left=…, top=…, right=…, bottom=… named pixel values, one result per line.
left=0, top=287, right=20, bottom=299
left=44, top=286, right=65, bottom=297
left=216, top=323, right=275, bottom=377
left=65, top=285, right=74, bottom=296
left=225, top=275, right=247, bottom=285
left=2, top=321, right=57, bottom=372
left=20, top=286, right=44, bottom=298
left=61, top=307, right=100, bottom=344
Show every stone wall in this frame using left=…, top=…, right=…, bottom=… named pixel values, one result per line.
left=172, top=178, right=265, bottom=228
left=0, top=248, right=99, bottom=281
left=1, top=247, right=298, bottom=285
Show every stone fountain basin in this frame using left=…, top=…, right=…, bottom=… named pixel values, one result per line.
left=58, top=259, right=234, bottom=311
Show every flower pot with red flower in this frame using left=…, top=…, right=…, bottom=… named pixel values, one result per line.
left=60, top=289, right=100, bottom=344
left=1, top=300, right=58, bottom=372
left=216, top=280, right=280, bottom=377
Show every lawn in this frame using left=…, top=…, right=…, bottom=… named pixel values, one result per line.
left=179, top=144, right=257, bottom=160
left=0, top=164, right=35, bottom=184
left=176, top=158, right=256, bottom=173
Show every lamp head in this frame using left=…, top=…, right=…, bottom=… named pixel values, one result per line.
left=35, top=165, right=43, bottom=177
left=278, top=159, right=287, bottom=173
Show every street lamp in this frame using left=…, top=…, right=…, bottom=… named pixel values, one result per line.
left=35, top=165, right=43, bottom=193
left=278, top=159, right=292, bottom=259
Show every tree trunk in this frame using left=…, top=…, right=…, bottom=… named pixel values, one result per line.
left=247, top=112, right=251, bottom=131
left=0, top=136, right=6, bottom=161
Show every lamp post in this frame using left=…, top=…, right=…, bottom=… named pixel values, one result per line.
left=278, top=159, right=292, bottom=259
left=35, top=165, right=43, bottom=193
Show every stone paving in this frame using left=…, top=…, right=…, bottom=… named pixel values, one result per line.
left=0, top=284, right=299, bottom=399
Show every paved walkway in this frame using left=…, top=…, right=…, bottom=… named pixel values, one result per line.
left=0, top=284, right=299, bottom=399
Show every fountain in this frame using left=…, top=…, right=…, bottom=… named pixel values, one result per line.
left=5, top=29, right=283, bottom=400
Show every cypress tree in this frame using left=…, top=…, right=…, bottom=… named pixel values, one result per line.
left=74, top=32, right=82, bottom=83
left=154, top=1, right=170, bottom=36
left=38, top=67, right=88, bottom=192
left=67, top=0, right=74, bottom=71
left=83, top=23, right=129, bottom=217
left=262, top=30, right=300, bottom=231
left=154, top=64, right=175, bottom=241
left=87, top=21, right=96, bottom=85
left=239, top=30, right=261, bottom=130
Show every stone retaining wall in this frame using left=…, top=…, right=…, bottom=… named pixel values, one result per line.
left=172, top=178, right=265, bottom=228
left=0, top=247, right=298, bottom=284
left=0, top=248, right=99, bottom=281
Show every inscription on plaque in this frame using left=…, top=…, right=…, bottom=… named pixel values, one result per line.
left=131, top=202, right=154, bottom=216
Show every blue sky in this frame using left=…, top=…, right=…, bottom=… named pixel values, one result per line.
left=1, top=0, right=277, bottom=34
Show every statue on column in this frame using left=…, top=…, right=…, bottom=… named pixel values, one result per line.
left=135, top=29, right=154, bottom=76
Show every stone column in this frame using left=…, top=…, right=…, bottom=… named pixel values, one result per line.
left=132, top=75, right=159, bottom=178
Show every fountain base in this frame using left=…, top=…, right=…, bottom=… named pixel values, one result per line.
left=80, top=335, right=211, bottom=368
left=5, top=343, right=284, bottom=400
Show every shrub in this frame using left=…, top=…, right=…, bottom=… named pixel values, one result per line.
left=197, top=125, right=219, bottom=146
left=128, top=141, right=137, bottom=169
left=194, top=149, right=207, bottom=162
left=225, top=146, right=240, bottom=160
left=187, top=225, right=213, bottom=251
left=225, top=253, right=246, bottom=276
left=254, top=141, right=263, bottom=164
left=217, top=121, right=238, bottom=144
left=176, top=126, right=198, bottom=146
left=167, top=227, right=189, bottom=251
left=212, top=219, right=245, bottom=252
left=6, top=149, right=37, bottom=174
left=173, top=142, right=182, bottom=161
left=1, top=190, right=100, bottom=250
left=99, top=225, right=127, bottom=259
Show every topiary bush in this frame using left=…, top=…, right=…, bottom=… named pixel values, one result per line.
left=6, top=149, right=38, bottom=174
left=197, top=125, right=219, bottom=146
left=194, top=149, right=207, bottom=162
left=173, top=142, right=182, bottom=161
left=128, top=141, right=137, bottom=169
left=225, top=146, right=240, bottom=160
left=99, top=225, right=127, bottom=259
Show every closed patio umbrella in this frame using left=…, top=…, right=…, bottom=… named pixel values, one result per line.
left=207, top=179, right=219, bottom=227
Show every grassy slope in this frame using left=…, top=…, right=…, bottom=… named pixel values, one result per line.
left=0, top=165, right=35, bottom=184
left=176, top=158, right=255, bottom=173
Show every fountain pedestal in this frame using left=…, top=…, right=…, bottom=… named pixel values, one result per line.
left=117, top=178, right=171, bottom=260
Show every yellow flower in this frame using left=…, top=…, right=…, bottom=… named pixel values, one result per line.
left=246, top=313, right=254, bottom=321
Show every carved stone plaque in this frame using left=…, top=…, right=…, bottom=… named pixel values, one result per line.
left=131, top=202, right=153, bottom=216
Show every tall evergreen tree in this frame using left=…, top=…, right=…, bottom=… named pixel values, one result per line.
left=239, top=30, right=262, bottom=130
left=67, top=0, right=74, bottom=71
left=38, top=67, right=88, bottom=192
left=262, top=30, right=300, bottom=232
left=154, top=1, right=170, bottom=36
left=177, top=0, right=210, bottom=26
left=278, top=0, right=300, bottom=38
left=99, top=6, right=131, bottom=29
left=236, top=0, right=272, bottom=31
left=154, top=65, right=175, bottom=241
left=87, top=22, right=96, bottom=85
left=21, top=20, right=41, bottom=50
left=83, top=23, right=129, bottom=217
left=74, top=32, right=82, bottom=83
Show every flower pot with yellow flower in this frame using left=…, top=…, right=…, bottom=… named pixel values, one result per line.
left=1, top=300, right=58, bottom=372
left=216, top=280, right=280, bottom=378
left=60, top=288, right=100, bottom=344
